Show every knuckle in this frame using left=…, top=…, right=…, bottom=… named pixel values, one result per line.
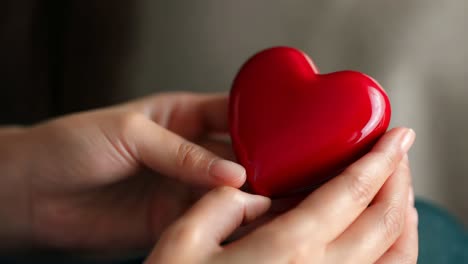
left=382, top=205, right=405, bottom=241
left=347, top=169, right=375, bottom=206
left=176, top=141, right=210, bottom=169
left=260, top=224, right=323, bottom=263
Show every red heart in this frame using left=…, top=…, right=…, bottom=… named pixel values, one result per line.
left=229, top=47, right=391, bottom=197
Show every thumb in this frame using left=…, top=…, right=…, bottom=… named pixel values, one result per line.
left=126, top=115, right=246, bottom=187
left=146, top=187, right=271, bottom=263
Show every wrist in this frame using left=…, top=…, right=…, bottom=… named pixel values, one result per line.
left=0, top=127, right=33, bottom=251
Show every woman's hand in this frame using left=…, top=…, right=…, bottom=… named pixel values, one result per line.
left=146, top=128, right=418, bottom=264
left=0, top=93, right=245, bottom=254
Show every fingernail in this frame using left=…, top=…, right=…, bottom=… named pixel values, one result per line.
left=210, top=159, right=246, bottom=187
left=401, top=129, right=416, bottom=153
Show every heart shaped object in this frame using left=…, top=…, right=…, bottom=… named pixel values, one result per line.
left=229, top=47, right=391, bottom=197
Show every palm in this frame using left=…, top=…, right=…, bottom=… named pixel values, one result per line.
left=28, top=93, right=231, bottom=252
left=32, top=169, right=202, bottom=252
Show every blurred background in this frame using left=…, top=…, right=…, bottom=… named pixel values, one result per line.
left=1, top=1, right=467, bottom=225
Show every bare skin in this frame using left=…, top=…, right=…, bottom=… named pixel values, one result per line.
left=0, top=92, right=417, bottom=263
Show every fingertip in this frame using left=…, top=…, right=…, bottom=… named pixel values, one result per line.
left=376, top=127, right=414, bottom=153
left=251, top=194, right=272, bottom=210
left=209, top=159, right=246, bottom=187
left=244, top=194, right=272, bottom=223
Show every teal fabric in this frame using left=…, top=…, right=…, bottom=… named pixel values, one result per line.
left=1, top=199, right=466, bottom=263
left=416, top=199, right=467, bottom=264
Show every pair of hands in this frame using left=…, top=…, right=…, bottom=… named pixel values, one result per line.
left=0, top=93, right=417, bottom=263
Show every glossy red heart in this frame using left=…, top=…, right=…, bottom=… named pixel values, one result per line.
left=229, top=47, right=391, bottom=197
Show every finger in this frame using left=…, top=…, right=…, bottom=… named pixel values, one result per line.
left=126, top=115, right=245, bottom=187
left=371, top=154, right=410, bottom=205
left=406, top=155, right=415, bottom=207
left=130, top=92, right=229, bottom=139
left=146, top=187, right=271, bottom=263
left=326, top=157, right=411, bottom=263
left=376, top=156, right=419, bottom=264
left=226, top=194, right=307, bottom=242
left=375, top=205, right=419, bottom=264
left=267, top=127, right=415, bottom=243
